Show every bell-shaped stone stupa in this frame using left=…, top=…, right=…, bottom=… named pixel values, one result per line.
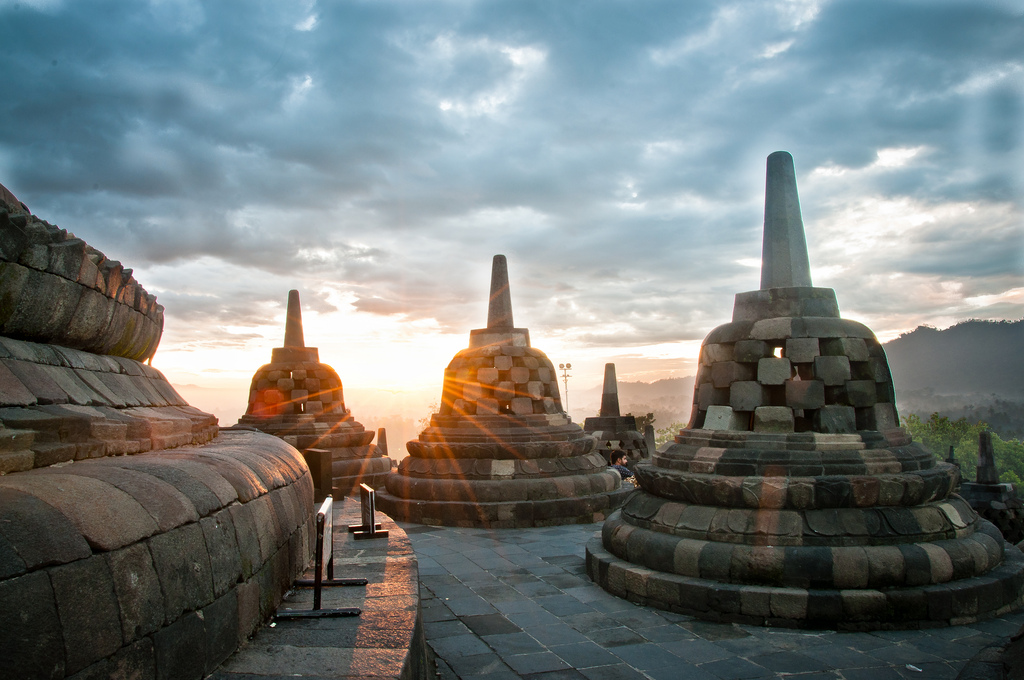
left=377, top=255, right=630, bottom=527
left=587, top=152, right=1024, bottom=629
left=237, top=290, right=392, bottom=496
left=583, top=363, right=648, bottom=465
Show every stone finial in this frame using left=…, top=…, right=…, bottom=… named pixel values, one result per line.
left=599, top=363, right=621, bottom=418
left=283, top=289, right=305, bottom=348
left=487, top=255, right=514, bottom=329
left=760, top=151, right=813, bottom=290
left=977, top=431, right=999, bottom=484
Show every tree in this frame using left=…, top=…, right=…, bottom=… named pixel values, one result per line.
left=628, top=412, right=655, bottom=432
left=655, top=421, right=686, bottom=447
left=902, top=412, right=1024, bottom=486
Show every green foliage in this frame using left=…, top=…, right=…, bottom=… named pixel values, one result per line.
left=628, top=412, right=655, bottom=432
left=902, top=412, right=1024, bottom=486
left=655, top=421, right=686, bottom=446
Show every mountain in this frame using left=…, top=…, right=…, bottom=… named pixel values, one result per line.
left=884, top=320, right=1024, bottom=396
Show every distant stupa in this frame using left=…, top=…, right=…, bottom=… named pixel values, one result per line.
left=238, top=290, right=391, bottom=497
left=377, top=255, right=631, bottom=527
left=587, top=152, right=1024, bottom=629
left=583, top=363, right=649, bottom=464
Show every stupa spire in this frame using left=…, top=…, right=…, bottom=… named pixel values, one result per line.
left=599, top=363, right=621, bottom=418
left=283, top=289, right=305, bottom=348
left=760, top=151, right=812, bottom=289
left=487, top=254, right=514, bottom=329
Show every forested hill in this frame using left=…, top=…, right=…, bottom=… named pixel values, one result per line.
left=884, top=320, right=1024, bottom=396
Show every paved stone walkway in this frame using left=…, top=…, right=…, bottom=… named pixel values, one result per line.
left=402, top=521, right=1024, bottom=680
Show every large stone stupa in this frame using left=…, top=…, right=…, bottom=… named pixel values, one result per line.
left=237, top=290, right=392, bottom=497
left=377, top=255, right=630, bottom=528
left=586, top=152, right=1024, bottom=629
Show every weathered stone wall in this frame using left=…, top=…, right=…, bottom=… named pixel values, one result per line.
left=0, top=336, right=217, bottom=472
left=0, top=431, right=314, bottom=680
left=0, top=197, right=162, bottom=361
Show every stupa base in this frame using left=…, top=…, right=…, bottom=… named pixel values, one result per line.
left=333, top=455, right=393, bottom=497
left=586, top=530, right=1024, bottom=630
left=377, top=486, right=633, bottom=528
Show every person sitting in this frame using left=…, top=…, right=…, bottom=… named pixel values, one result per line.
left=610, top=451, right=633, bottom=480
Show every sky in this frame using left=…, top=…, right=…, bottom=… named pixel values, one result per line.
left=0, top=0, right=1021, bottom=428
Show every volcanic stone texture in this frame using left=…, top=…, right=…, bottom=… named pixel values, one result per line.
left=0, top=196, right=162, bottom=362
left=690, top=312, right=898, bottom=436
left=238, top=357, right=390, bottom=498
left=378, top=344, right=631, bottom=528
left=587, top=153, right=1024, bottom=630
left=0, top=335, right=217, bottom=473
left=0, top=430, right=314, bottom=680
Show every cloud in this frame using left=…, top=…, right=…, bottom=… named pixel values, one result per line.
left=0, top=0, right=1019, bottom=386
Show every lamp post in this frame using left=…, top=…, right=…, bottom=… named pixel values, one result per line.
left=558, top=363, right=572, bottom=416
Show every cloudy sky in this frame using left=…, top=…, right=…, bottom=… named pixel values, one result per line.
left=1, top=0, right=1021, bottom=424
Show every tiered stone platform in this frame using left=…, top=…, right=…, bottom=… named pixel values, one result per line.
left=586, top=152, right=1024, bottom=629
left=0, top=184, right=316, bottom=678
left=238, top=290, right=391, bottom=497
left=584, top=362, right=648, bottom=465
left=378, top=255, right=629, bottom=528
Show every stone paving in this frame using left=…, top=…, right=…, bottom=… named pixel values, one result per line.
left=402, top=520, right=1024, bottom=680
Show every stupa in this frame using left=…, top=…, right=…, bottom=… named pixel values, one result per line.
left=237, top=290, right=392, bottom=497
left=377, top=255, right=630, bottom=527
left=583, top=363, right=648, bottom=465
left=586, top=152, right=1024, bottom=628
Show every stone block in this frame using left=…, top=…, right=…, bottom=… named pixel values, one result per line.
left=203, top=590, right=239, bottom=674
left=785, top=337, right=820, bottom=363
left=201, top=511, right=243, bottom=597
left=784, top=380, right=824, bottom=409
left=750, top=317, right=794, bottom=341
left=769, top=589, right=807, bottom=619
left=477, top=367, right=498, bottom=384
left=757, top=357, right=791, bottom=385
left=525, top=381, right=544, bottom=399
left=701, top=343, right=734, bottom=365
left=153, top=611, right=207, bottom=680
left=3, top=358, right=69, bottom=404
left=510, top=397, right=534, bottom=415
left=462, top=382, right=484, bottom=402
left=820, top=337, right=870, bottom=361
left=813, top=405, right=856, bottom=434
left=510, top=366, right=530, bottom=383
left=71, top=464, right=198, bottom=533
left=148, top=523, right=215, bottom=624
left=494, top=355, right=513, bottom=371
left=0, top=486, right=91, bottom=569
left=697, top=382, right=729, bottom=410
left=844, top=380, right=877, bottom=408
left=711, top=361, right=755, bottom=388
left=813, top=356, right=851, bottom=385
left=494, top=381, right=515, bottom=401
left=0, top=361, right=36, bottom=406
left=51, top=555, right=123, bottom=674
left=729, top=381, right=767, bottom=412
left=0, top=473, right=158, bottom=551
left=733, top=340, right=768, bottom=363
left=476, top=398, right=500, bottom=415
left=753, top=407, right=794, bottom=433
left=107, top=542, right=165, bottom=643
left=703, top=405, right=747, bottom=431
left=857, top=403, right=898, bottom=431
left=0, top=571, right=65, bottom=679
